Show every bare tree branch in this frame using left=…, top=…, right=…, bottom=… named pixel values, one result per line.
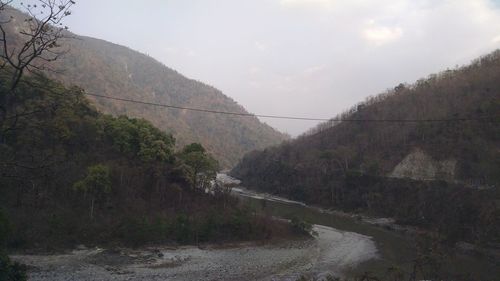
left=0, top=0, right=75, bottom=142
left=0, top=0, right=75, bottom=90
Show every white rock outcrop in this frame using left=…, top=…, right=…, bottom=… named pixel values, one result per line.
left=390, top=148, right=456, bottom=181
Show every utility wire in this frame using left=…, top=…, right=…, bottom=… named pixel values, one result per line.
left=85, top=92, right=499, bottom=123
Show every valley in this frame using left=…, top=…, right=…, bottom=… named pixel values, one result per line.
left=12, top=175, right=500, bottom=280
left=1, top=1, right=499, bottom=281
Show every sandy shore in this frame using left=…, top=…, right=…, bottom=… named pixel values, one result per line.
left=11, top=225, right=378, bottom=281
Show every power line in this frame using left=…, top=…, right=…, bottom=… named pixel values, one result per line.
left=85, top=92, right=499, bottom=123
left=86, top=93, right=330, bottom=121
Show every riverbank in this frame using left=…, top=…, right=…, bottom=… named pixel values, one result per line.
left=231, top=182, right=500, bottom=280
left=232, top=185, right=416, bottom=237
left=11, top=225, right=378, bottom=281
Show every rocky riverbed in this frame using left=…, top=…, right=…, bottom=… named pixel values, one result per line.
left=11, top=225, right=378, bottom=281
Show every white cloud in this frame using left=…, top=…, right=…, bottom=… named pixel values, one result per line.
left=186, top=50, right=197, bottom=57
left=92, top=0, right=500, bottom=136
left=254, top=41, right=268, bottom=51
left=363, top=24, right=403, bottom=46
left=280, top=0, right=336, bottom=9
left=249, top=81, right=262, bottom=89
left=164, top=46, right=178, bottom=54
left=303, top=65, right=325, bottom=76
left=249, top=66, right=261, bottom=74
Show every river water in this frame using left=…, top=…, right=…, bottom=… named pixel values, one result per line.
left=227, top=174, right=500, bottom=280
left=12, top=175, right=499, bottom=281
left=231, top=185, right=415, bottom=278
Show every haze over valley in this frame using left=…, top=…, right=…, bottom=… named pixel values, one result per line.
left=63, top=0, right=500, bottom=136
left=0, top=1, right=499, bottom=281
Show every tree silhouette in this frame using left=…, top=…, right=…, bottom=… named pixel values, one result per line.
left=73, top=164, right=111, bottom=220
left=0, top=0, right=75, bottom=143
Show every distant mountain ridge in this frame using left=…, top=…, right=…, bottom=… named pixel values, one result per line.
left=1, top=7, right=288, bottom=167
left=232, top=49, right=500, bottom=196
left=230, top=50, right=500, bottom=247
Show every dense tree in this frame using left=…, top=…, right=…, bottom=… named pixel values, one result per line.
left=0, top=0, right=75, bottom=145
left=0, top=4, right=296, bottom=275
left=179, top=142, right=218, bottom=190
left=73, top=164, right=111, bottom=220
left=101, top=115, right=175, bottom=162
left=0, top=0, right=74, bottom=89
left=232, top=50, right=500, bottom=246
left=0, top=68, right=293, bottom=250
left=0, top=210, right=25, bottom=281
left=0, top=6, right=288, bottom=168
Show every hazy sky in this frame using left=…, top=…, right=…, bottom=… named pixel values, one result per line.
left=54, top=0, right=500, bottom=135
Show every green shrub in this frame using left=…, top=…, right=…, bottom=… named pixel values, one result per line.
left=0, top=211, right=26, bottom=281
left=174, top=214, right=192, bottom=243
left=0, top=255, right=27, bottom=281
left=290, top=216, right=315, bottom=236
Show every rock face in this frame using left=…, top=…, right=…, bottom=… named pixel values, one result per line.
left=390, top=148, right=456, bottom=181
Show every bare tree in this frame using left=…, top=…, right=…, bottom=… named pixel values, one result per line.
left=0, top=0, right=75, bottom=89
left=0, top=0, right=75, bottom=142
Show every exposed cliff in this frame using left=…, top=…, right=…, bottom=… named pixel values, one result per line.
left=390, top=148, right=456, bottom=182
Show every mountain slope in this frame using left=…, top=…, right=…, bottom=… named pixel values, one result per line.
left=233, top=50, right=500, bottom=186
left=1, top=7, right=288, bottom=167
left=53, top=36, right=289, bottom=167
left=0, top=65, right=293, bottom=249
left=231, top=50, right=500, bottom=245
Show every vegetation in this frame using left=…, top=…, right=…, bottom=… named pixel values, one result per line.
left=0, top=6, right=288, bottom=168
left=0, top=68, right=292, bottom=252
left=290, top=216, right=316, bottom=236
left=232, top=50, right=500, bottom=246
left=0, top=0, right=74, bottom=91
left=0, top=210, right=26, bottom=281
left=73, top=164, right=112, bottom=221
left=0, top=6, right=295, bottom=279
left=0, top=253, right=26, bottom=281
left=178, top=143, right=218, bottom=191
left=295, top=231, right=492, bottom=281
left=1, top=2, right=498, bottom=280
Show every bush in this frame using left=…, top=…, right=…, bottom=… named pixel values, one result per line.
left=174, top=214, right=192, bottom=244
left=117, top=216, right=171, bottom=247
left=0, top=255, right=27, bottom=281
left=290, top=216, right=315, bottom=236
left=0, top=210, right=26, bottom=281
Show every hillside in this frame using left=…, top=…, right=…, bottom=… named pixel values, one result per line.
left=232, top=50, right=500, bottom=245
left=1, top=7, right=287, bottom=168
left=0, top=65, right=294, bottom=251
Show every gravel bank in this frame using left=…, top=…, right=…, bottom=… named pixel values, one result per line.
left=12, top=225, right=378, bottom=281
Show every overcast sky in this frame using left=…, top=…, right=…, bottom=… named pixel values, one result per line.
left=57, top=0, right=500, bottom=136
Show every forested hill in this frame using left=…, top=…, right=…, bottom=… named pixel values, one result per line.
left=0, top=66, right=293, bottom=251
left=232, top=51, right=500, bottom=245
left=1, top=7, right=288, bottom=168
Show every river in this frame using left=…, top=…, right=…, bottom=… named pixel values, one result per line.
left=11, top=174, right=499, bottom=280
left=231, top=184, right=415, bottom=279
left=228, top=174, right=500, bottom=280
